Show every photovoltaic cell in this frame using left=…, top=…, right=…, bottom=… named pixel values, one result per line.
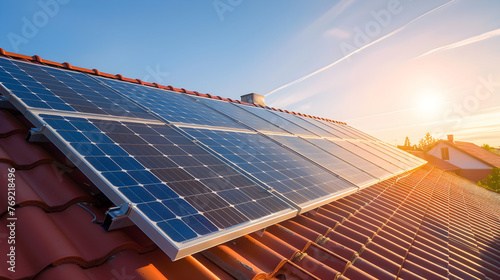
left=270, top=111, right=333, bottom=137
left=38, top=114, right=291, bottom=242
left=97, top=77, right=249, bottom=130
left=0, top=57, right=154, bottom=119
left=303, top=118, right=355, bottom=139
left=305, top=137, right=393, bottom=180
left=235, top=104, right=316, bottom=136
left=332, top=140, right=404, bottom=174
left=196, top=97, right=289, bottom=134
left=266, top=134, right=376, bottom=186
left=181, top=127, right=356, bottom=206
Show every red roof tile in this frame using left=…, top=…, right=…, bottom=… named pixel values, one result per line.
left=1, top=98, right=500, bottom=279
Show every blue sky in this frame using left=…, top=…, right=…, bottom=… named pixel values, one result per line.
left=1, top=0, right=500, bottom=146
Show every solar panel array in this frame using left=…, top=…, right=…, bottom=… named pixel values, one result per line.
left=0, top=56, right=426, bottom=260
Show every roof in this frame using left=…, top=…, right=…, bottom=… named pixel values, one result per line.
left=407, top=151, right=461, bottom=171
left=2, top=107, right=500, bottom=280
left=0, top=48, right=346, bottom=126
left=429, top=140, right=500, bottom=168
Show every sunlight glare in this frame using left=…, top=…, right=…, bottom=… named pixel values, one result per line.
left=416, top=89, right=445, bottom=116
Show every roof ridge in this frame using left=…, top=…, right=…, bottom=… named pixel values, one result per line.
left=0, top=48, right=347, bottom=125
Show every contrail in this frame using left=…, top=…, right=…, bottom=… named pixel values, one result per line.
left=417, top=27, right=500, bottom=58
left=265, top=0, right=456, bottom=97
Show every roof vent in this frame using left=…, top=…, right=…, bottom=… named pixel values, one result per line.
left=241, top=93, right=265, bottom=106
left=447, top=134, right=454, bottom=142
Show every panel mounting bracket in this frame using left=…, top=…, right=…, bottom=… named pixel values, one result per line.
left=102, top=203, right=134, bottom=231
left=0, top=95, right=16, bottom=110
left=26, top=126, right=49, bottom=143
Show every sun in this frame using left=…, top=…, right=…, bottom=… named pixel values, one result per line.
left=415, top=89, right=445, bottom=116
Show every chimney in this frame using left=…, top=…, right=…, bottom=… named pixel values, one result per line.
left=241, top=93, right=265, bottom=107
left=447, top=134, right=454, bottom=142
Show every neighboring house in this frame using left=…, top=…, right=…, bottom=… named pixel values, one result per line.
left=425, top=135, right=500, bottom=182
left=1, top=50, right=500, bottom=280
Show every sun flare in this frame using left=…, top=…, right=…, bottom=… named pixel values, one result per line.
left=416, top=89, right=445, bottom=116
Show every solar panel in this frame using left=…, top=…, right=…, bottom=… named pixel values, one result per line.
left=195, top=97, right=289, bottom=134
left=36, top=113, right=295, bottom=259
left=266, top=134, right=377, bottom=186
left=0, top=56, right=426, bottom=261
left=305, top=137, right=395, bottom=180
left=235, top=103, right=317, bottom=136
left=268, top=110, right=332, bottom=137
left=0, top=57, right=154, bottom=119
left=181, top=127, right=358, bottom=210
left=332, top=140, right=404, bottom=174
left=97, top=77, right=248, bottom=130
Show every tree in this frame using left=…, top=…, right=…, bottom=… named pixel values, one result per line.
left=418, top=132, right=436, bottom=150
left=481, top=144, right=499, bottom=155
left=478, top=168, right=500, bottom=193
left=404, top=137, right=412, bottom=148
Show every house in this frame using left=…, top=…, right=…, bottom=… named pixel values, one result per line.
left=1, top=49, right=500, bottom=280
left=425, top=135, right=500, bottom=182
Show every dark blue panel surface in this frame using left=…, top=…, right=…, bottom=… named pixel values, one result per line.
left=182, top=127, right=355, bottom=205
left=97, top=77, right=249, bottom=130
left=40, top=114, right=290, bottom=242
left=267, top=135, right=376, bottom=186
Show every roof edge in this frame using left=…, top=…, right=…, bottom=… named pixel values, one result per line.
left=0, top=48, right=346, bottom=125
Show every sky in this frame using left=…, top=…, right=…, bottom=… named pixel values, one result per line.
left=1, top=0, right=499, bottom=147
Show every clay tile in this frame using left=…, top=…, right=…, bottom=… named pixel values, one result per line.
left=206, top=93, right=213, bottom=98
left=32, top=55, right=43, bottom=63
left=166, top=85, right=174, bottom=90
left=92, top=69, right=100, bottom=75
left=136, top=79, right=144, bottom=85
left=227, top=98, right=233, bottom=102
left=180, top=88, right=187, bottom=93
left=116, top=74, right=124, bottom=80
left=153, top=82, right=160, bottom=88
left=62, top=62, right=72, bottom=69
left=0, top=48, right=6, bottom=55
left=235, top=100, right=241, bottom=104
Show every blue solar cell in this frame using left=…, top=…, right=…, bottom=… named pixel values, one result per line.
left=235, top=104, right=317, bottom=136
left=97, top=77, right=249, bottom=130
left=38, top=114, right=292, bottom=245
left=181, top=127, right=355, bottom=206
left=267, top=134, right=375, bottom=186
left=0, top=58, right=155, bottom=119
left=196, top=97, right=288, bottom=133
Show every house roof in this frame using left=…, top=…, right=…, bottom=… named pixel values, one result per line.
left=407, top=151, right=461, bottom=171
left=2, top=107, right=500, bottom=279
left=1, top=50, right=500, bottom=279
left=429, top=139, right=500, bottom=168
left=0, top=48, right=346, bottom=125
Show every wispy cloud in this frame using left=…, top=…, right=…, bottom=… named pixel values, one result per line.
left=418, top=28, right=500, bottom=58
left=265, top=0, right=456, bottom=97
left=324, top=27, right=350, bottom=39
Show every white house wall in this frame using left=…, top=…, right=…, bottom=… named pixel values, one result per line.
left=428, top=142, right=491, bottom=169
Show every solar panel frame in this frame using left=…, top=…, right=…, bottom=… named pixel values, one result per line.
left=180, top=127, right=359, bottom=212
left=0, top=57, right=155, bottom=120
left=22, top=111, right=296, bottom=260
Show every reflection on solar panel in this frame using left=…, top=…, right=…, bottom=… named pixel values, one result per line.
left=196, top=97, right=288, bottom=134
left=269, top=110, right=332, bottom=137
left=37, top=114, right=294, bottom=259
left=235, top=103, right=317, bottom=136
left=181, top=127, right=357, bottom=210
left=97, top=77, right=247, bottom=129
left=266, top=134, right=376, bottom=186
left=0, top=55, right=426, bottom=261
left=0, top=57, right=154, bottom=119
left=305, top=137, right=393, bottom=180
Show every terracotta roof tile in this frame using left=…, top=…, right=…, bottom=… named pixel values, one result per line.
left=454, top=141, right=500, bottom=168
left=1, top=99, right=500, bottom=280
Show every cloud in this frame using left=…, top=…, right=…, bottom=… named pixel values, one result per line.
left=324, top=28, right=350, bottom=38
left=418, top=28, right=500, bottom=58
left=265, top=0, right=457, bottom=97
